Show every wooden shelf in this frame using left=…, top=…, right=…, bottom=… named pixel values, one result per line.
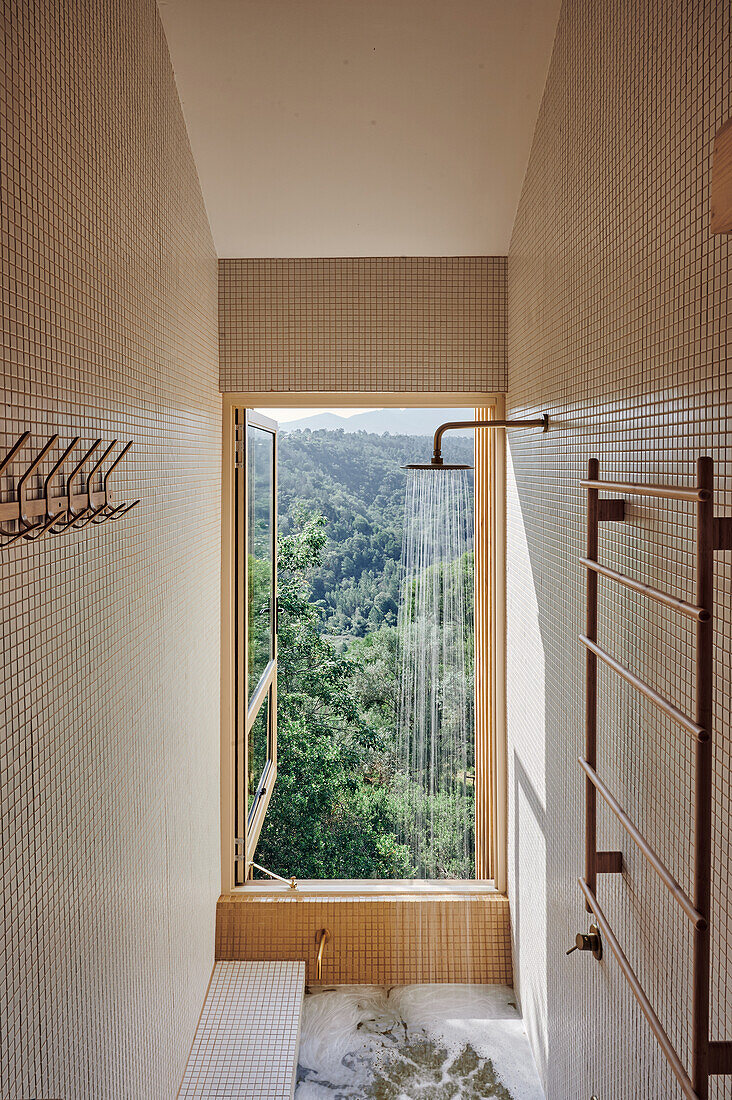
left=711, top=118, right=732, bottom=234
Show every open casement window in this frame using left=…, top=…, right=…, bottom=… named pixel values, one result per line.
left=234, top=409, right=278, bottom=885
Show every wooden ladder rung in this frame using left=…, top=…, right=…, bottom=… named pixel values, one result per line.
left=579, top=758, right=706, bottom=929
left=579, top=878, right=699, bottom=1100
left=580, top=558, right=709, bottom=621
left=580, top=635, right=708, bottom=742
left=580, top=477, right=710, bottom=503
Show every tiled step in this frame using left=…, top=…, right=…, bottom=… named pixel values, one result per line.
left=178, top=960, right=305, bottom=1099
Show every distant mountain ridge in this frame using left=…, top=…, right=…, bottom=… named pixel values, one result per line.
left=278, top=407, right=474, bottom=436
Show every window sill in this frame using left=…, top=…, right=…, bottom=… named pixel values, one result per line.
left=229, top=878, right=499, bottom=898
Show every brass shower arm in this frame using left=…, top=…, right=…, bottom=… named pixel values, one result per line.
left=432, top=413, right=549, bottom=465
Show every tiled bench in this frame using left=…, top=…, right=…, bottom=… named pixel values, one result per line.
left=178, top=960, right=305, bottom=1099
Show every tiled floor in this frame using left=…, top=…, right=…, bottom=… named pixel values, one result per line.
left=178, top=961, right=305, bottom=1099
left=295, top=984, right=544, bottom=1098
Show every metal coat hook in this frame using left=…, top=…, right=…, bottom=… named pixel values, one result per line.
left=0, top=432, right=31, bottom=477
left=90, top=441, right=140, bottom=524
left=43, top=437, right=80, bottom=537
left=70, top=441, right=118, bottom=529
left=94, top=498, right=140, bottom=523
left=63, top=439, right=102, bottom=529
left=0, top=432, right=138, bottom=550
left=17, top=435, right=58, bottom=531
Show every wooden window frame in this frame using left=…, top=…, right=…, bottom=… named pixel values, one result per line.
left=232, top=409, right=279, bottom=884
left=220, top=392, right=507, bottom=894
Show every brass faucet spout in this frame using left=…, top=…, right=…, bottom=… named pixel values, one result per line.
left=315, top=928, right=330, bottom=982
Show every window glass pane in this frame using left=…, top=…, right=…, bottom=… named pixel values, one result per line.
left=248, top=694, right=270, bottom=816
left=248, top=424, right=274, bottom=700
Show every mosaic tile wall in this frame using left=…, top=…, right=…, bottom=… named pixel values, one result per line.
left=505, top=2, right=731, bottom=1098
left=216, top=893, right=513, bottom=986
left=1, top=2, right=221, bottom=1098
left=218, top=257, right=507, bottom=394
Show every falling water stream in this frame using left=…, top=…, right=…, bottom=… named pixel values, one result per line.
left=396, top=468, right=475, bottom=878
left=293, top=468, right=538, bottom=1100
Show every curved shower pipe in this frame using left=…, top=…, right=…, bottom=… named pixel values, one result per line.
left=403, top=413, right=549, bottom=470
left=431, top=413, right=548, bottom=465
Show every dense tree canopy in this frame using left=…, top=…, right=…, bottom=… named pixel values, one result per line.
left=255, top=499, right=475, bottom=880
left=255, top=510, right=412, bottom=879
left=277, top=430, right=474, bottom=639
left=253, top=429, right=476, bottom=880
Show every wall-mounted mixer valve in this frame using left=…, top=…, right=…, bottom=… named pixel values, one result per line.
left=566, top=924, right=602, bottom=961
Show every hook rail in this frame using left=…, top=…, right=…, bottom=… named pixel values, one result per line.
left=0, top=432, right=139, bottom=549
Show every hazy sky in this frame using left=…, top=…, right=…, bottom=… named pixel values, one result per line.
left=257, top=407, right=379, bottom=422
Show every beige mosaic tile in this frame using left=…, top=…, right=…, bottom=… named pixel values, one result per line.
left=218, top=257, right=506, bottom=394
left=506, top=2, right=732, bottom=1097
left=1, top=1, right=221, bottom=1097
left=216, top=893, right=513, bottom=986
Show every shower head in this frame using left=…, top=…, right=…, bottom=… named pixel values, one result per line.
left=401, top=459, right=473, bottom=470
left=403, top=413, right=549, bottom=471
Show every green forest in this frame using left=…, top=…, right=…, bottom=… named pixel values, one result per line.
left=253, top=429, right=476, bottom=881
left=276, top=429, right=474, bottom=640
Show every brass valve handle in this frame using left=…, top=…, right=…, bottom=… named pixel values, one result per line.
left=566, top=924, right=602, bottom=960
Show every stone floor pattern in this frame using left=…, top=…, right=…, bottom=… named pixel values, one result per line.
left=295, top=983, right=544, bottom=1099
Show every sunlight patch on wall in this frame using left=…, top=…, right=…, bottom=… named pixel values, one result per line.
left=505, top=444, right=548, bottom=1082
